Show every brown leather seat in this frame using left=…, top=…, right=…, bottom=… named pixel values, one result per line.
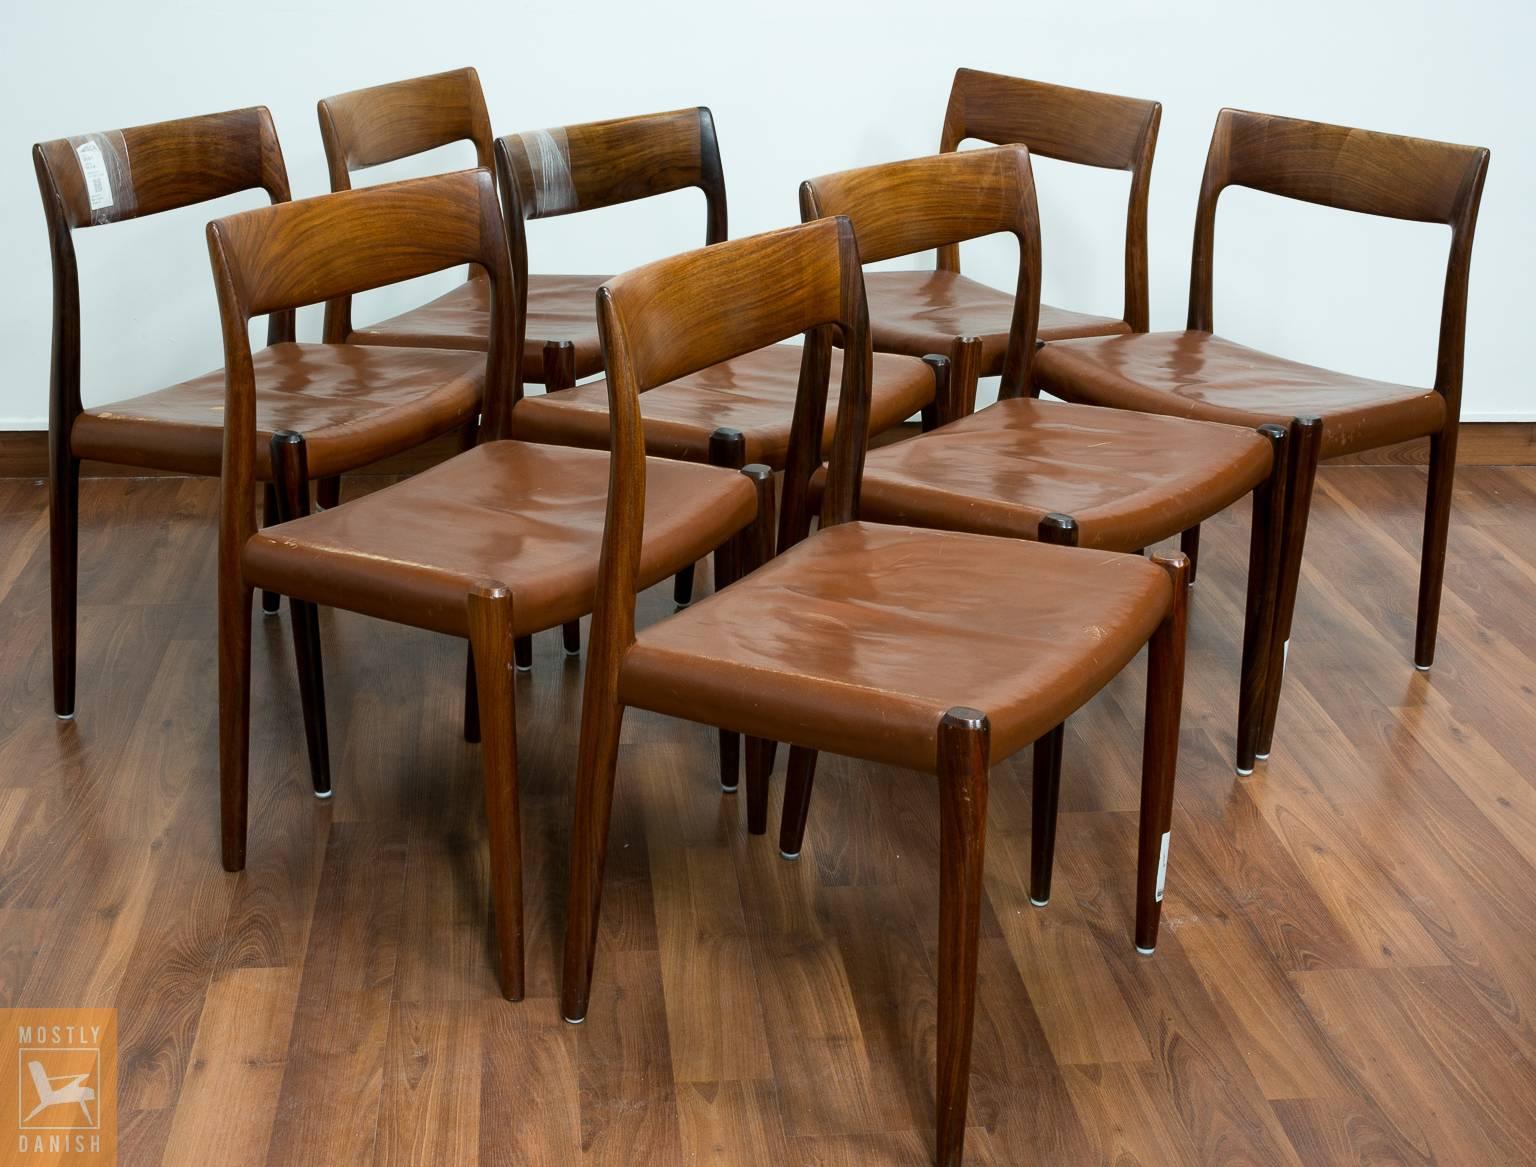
left=69, top=342, right=484, bottom=480
left=843, top=397, right=1272, bottom=550
left=509, top=345, right=934, bottom=466
left=346, top=274, right=608, bottom=385
left=865, top=270, right=1130, bottom=374
left=1034, top=331, right=1447, bottom=459
left=619, top=520, right=1172, bottom=771
left=242, top=440, right=756, bottom=639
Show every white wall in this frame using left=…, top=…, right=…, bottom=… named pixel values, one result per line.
left=1, top=0, right=1529, bottom=428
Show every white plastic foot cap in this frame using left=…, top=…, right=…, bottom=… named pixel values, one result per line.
left=720, top=782, right=738, bottom=793
left=779, top=850, right=801, bottom=862
left=56, top=711, right=76, bottom=721
left=562, top=1013, right=586, bottom=1026
left=514, top=663, right=533, bottom=673
left=314, top=788, right=334, bottom=800
left=1414, top=663, right=1431, bottom=672
left=1029, top=896, right=1050, bottom=908
left=1135, top=945, right=1156, bottom=956
left=1236, top=766, right=1253, bottom=777
left=1255, top=751, right=1270, bottom=761
left=565, top=648, right=582, bottom=657
left=263, top=607, right=281, bottom=617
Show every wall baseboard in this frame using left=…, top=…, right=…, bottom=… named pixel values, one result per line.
left=1, top=422, right=1532, bottom=481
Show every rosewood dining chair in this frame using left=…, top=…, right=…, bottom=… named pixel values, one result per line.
left=860, top=68, right=1161, bottom=417
left=800, top=146, right=1297, bottom=807
left=497, top=109, right=940, bottom=617
left=211, top=167, right=763, bottom=1001
left=35, top=110, right=485, bottom=795
left=560, top=216, right=1191, bottom=1167
left=1033, top=109, right=1490, bottom=758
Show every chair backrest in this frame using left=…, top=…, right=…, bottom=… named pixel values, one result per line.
left=800, top=146, right=1040, bottom=395
left=494, top=107, right=727, bottom=321
left=938, top=68, right=1160, bottom=331
left=206, top=169, right=518, bottom=554
left=1189, top=108, right=1490, bottom=403
left=34, top=107, right=294, bottom=431
left=316, top=68, right=495, bottom=341
left=592, top=217, right=869, bottom=647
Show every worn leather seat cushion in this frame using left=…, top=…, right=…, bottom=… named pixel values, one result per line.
left=242, top=440, right=757, bottom=639
left=864, top=270, right=1130, bottom=374
left=349, top=274, right=608, bottom=385
left=620, top=521, right=1171, bottom=770
left=71, top=342, right=484, bottom=479
left=1033, top=330, right=1446, bottom=458
left=510, top=345, right=934, bottom=467
left=849, top=397, right=1272, bottom=550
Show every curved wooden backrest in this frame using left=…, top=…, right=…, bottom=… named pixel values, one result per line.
left=34, top=106, right=294, bottom=441
left=1189, top=108, right=1490, bottom=401
left=800, top=146, right=1040, bottom=394
left=317, top=69, right=495, bottom=342
left=593, top=217, right=870, bottom=644
left=206, top=169, right=520, bottom=551
left=937, top=68, right=1160, bottom=329
left=317, top=68, right=494, bottom=189
left=495, top=107, right=725, bottom=230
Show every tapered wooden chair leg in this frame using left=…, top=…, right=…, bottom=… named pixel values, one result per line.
left=942, top=336, right=984, bottom=421
left=935, top=708, right=989, bottom=1167
left=468, top=583, right=524, bottom=1001
left=673, top=563, right=696, bottom=607
left=316, top=476, right=341, bottom=510
left=1414, top=422, right=1459, bottom=670
left=563, top=620, right=582, bottom=656
left=1180, top=524, right=1201, bottom=584
left=736, top=464, right=779, bottom=833
left=1136, top=553, right=1189, bottom=954
left=514, top=636, right=533, bottom=671
left=1257, top=416, right=1322, bottom=758
left=463, top=646, right=480, bottom=744
left=777, top=746, right=819, bottom=859
left=920, top=352, right=949, bottom=432
left=1236, top=424, right=1290, bottom=774
left=560, top=657, right=628, bottom=1024
left=49, top=446, right=80, bottom=718
left=271, top=432, right=331, bottom=797
left=1029, top=722, right=1064, bottom=906
left=219, top=576, right=254, bottom=872
left=260, top=485, right=281, bottom=616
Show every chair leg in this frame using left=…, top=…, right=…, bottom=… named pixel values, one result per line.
left=560, top=655, right=628, bottom=1025
left=1029, top=723, right=1064, bottom=907
left=49, top=444, right=80, bottom=718
left=1414, top=422, right=1459, bottom=670
left=219, top=574, right=254, bottom=872
left=935, top=707, right=989, bottom=1167
left=514, top=636, right=533, bottom=671
left=942, top=336, right=984, bottom=421
left=271, top=432, right=331, bottom=798
left=463, top=645, right=480, bottom=744
left=673, top=563, right=696, bottom=608
left=563, top=619, right=582, bottom=656
left=260, top=485, right=281, bottom=616
left=777, top=746, right=819, bottom=859
left=468, top=583, right=524, bottom=1001
left=1180, top=525, right=1200, bottom=585
left=1257, top=416, right=1322, bottom=759
left=316, top=477, right=341, bottom=510
left=736, top=463, right=778, bottom=833
left=1236, top=425, right=1290, bottom=774
left=1137, top=553, right=1190, bottom=954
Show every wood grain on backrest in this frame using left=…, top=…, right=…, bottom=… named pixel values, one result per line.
left=317, top=68, right=493, bottom=190
left=938, top=68, right=1159, bottom=328
left=495, top=107, right=725, bottom=231
left=1189, top=109, right=1489, bottom=398
left=34, top=106, right=289, bottom=230
left=594, top=218, right=870, bottom=643
left=801, top=146, right=1040, bottom=393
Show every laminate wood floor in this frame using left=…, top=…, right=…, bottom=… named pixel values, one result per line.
left=1, top=465, right=1534, bottom=1165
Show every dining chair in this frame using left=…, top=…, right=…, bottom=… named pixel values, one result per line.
left=497, top=108, right=940, bottom=616
left=560, top=216, right=1191, bottom=1167
left=210, top=167, right=764, bottom=1001
left=859, top=68, right=1161, bottom=419
left=800, top=146, right=1297, bottom=800
left=1034, top=109, right=1490, bottom=756
left=35, top=110, right=484, bottom=796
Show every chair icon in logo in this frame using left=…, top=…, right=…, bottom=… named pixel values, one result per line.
left=22, top=1058, right=96, bottom=1126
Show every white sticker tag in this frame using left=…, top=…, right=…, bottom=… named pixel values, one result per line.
left=75, top=139, right=114, bottom=210
left=1155, top=831, right=1170, bottom=902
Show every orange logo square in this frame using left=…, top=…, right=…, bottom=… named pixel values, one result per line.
left=1, top=1009, right=115, bottom=1166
